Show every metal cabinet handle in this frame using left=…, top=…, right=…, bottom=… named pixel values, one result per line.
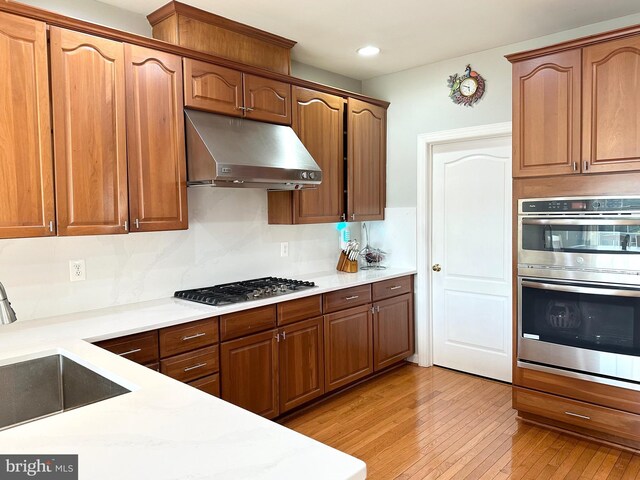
left=572, top=162, right=578, bottom=171
left=182, top=332, right=206, bottom=341
left=564, top=411, right=590, bottom=420
left=245, top=107, right=254, bottom=112
left=117, top=348, right=141, bottom=357
left=124, top=220, right=129, bottom=231
left=345, top=295, right=359, bottom=300
left=351, top=213, right=356, bottom=221
left=49, top=220, right=54, bottom=232
left=135, top=218, right=140, bottom=229
left=584, top=161, right=589, bottom=171
left=376, top=305, right=380, bottom=313
left=281, top=331, right=286, bottom=340
left=275, top=333, right=280, bottom=342
left=184, top=362, right=207, bottom=372
left=389, top=285, right=402, bottom=290
left=341, top=213, right=346, bottom=221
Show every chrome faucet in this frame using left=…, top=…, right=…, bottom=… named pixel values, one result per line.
left=0, top=282, right=17, bottom=325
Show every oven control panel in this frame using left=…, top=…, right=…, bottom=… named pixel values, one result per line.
left=520, top=197, right=640, bottom=213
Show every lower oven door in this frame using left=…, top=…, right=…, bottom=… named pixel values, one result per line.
left=518, top=277, right=640, bottom=384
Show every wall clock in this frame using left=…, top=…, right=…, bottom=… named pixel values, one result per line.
left=447, top=64, right=486, bottom=107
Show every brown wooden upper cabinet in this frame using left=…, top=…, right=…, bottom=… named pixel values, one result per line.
left=50, top=28, right=129, bottom=236
left=125, top=44, right=188, bottom=232
left=183, top=58, right=291, bottom=125
left=347, top=98, right=386, bottom=222
left=582, top=35, right=640, bottom=174
left=512, top=50, right=582, bottom=178
left=511, top=30, right=640, bottom=178
left=267, top=94, right=388, bottom=225
left=267, top=88, right=344, bottom=224
left=0, top=13, right=55, bottom=239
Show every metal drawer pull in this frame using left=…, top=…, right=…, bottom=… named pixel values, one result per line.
left=564, top=411, right=590, bottom=420
left=117, top=348, right=141, bottom=356
left=184, top=362, right=207, bottom=372
left=345, top=295, right=359, bottom=300
left=182, top=332, right=206, bottom=341
left=389, top=285, right=402, bottom=290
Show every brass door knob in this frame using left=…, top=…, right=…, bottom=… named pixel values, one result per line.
left=432, top=264, right=442, bottom=272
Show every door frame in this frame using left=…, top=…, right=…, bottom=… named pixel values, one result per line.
left=415, top=122, right=512, bottom=367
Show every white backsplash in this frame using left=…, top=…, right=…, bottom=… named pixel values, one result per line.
left=361, top=207, right=417, bottom=269
left=0, top=188, right=346, bottom=322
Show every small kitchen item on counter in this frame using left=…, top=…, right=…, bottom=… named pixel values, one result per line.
left=360, top=223, right=387, bottom=270
left=0, top=281, right=17, bottom=325
left=337, top=240, right=359, bottom=273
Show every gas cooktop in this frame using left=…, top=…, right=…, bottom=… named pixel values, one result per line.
left=174, top=277, right=316, bottom=306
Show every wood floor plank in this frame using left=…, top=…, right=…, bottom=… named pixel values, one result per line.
left=281, top=365, right=640, bottom=480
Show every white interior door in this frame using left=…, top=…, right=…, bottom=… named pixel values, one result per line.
left=431, top=135, right=512, bottom=382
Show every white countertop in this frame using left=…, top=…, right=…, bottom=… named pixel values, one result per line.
left=0, top=268, right=415, bottom=480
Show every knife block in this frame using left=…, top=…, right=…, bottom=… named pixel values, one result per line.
left=336, top=251, right=358, bottom=273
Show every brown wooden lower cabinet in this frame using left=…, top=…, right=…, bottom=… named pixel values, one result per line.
left=324, top=304, right=373, bottom=392
left=373, top=293, right=414, bottom=371
left=189, top=373, right=220, bottom=397
left=514, top=387, right=640, bottom=447
left=220, top=329, right=279, bottom=419
left=279, top=317, right=324, bottom=413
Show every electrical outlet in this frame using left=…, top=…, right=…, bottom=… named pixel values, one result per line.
left=69, top=260, right=86, bottom=282
left=280, top=242, right=289, bottom=257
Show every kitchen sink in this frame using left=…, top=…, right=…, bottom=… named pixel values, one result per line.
left=0, top=353, right=130, bottom=431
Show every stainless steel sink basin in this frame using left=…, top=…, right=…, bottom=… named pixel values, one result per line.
left=0, top=353, right=130, bottom=431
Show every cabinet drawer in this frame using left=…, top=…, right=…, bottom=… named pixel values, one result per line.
left=160, top=345, right=219, bottom=383
left=189, top=373, right=220, bottom=397
left=95, top=331, right=158, bottom=365
left=372, top=276, right=413, bottom=301
left=323, top=284, right=372, bottom=314
left=159, top=317, right=218, bottom=358
left=220, top=305, right=276, bottom=341
left=513, top=387, right=640, bottom=443
left=277, top=294, right=322, bottom=326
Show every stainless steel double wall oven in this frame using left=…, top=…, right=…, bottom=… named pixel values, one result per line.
left=517, top=196, right=640, bottom=389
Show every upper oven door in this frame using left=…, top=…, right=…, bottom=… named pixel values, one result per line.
left=518, top=216, right=640, bottom=272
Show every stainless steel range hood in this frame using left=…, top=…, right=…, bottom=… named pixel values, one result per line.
left=184, top=109, right=322, bottom=190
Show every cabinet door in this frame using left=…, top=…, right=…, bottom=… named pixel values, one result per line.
left=373, top=293, right=414, bottom=371
left=50, top=28, right=128, bottom=236
left=243, top=74, right=291, bottom=125
left=0, top=13, right=55, bottom=239
left=293, top=88, right=344, bottom=223
left=220, top=329, right=279, bottom=419
left=125, top=44, right=188, bottom=232
left=183, top=58, right=242, bottom=116
left=347, top=98, right=386, bottom=222
left=583, top=36, right=640, bottom=173
left=279, top=317, right=324, bottom=413
left=324, top=304, right=373, bottom=392
left=513, top=50, right=581, bottom=177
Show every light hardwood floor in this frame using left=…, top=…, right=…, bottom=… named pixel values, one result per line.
left=283, top=364, right=640, bottom=479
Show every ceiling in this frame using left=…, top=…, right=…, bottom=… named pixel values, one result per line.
left=100, top=0, right=640, bottom=80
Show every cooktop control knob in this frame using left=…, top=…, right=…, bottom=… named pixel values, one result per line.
left=300, top=171, right=308, bottom=179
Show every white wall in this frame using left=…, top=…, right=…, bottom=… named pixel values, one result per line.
left=18, top=0, right=152, bottom=35
left=2, top=189, right=343, bottom=321
left=291, top=61, right=362, bottom=93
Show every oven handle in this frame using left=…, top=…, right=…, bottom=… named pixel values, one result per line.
left=522, top=217, right=640, bottom=226
left=521, top=280, right=640, bottom=298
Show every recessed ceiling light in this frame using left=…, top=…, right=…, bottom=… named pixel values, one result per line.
left=357, top=46, right=380, bottom=57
